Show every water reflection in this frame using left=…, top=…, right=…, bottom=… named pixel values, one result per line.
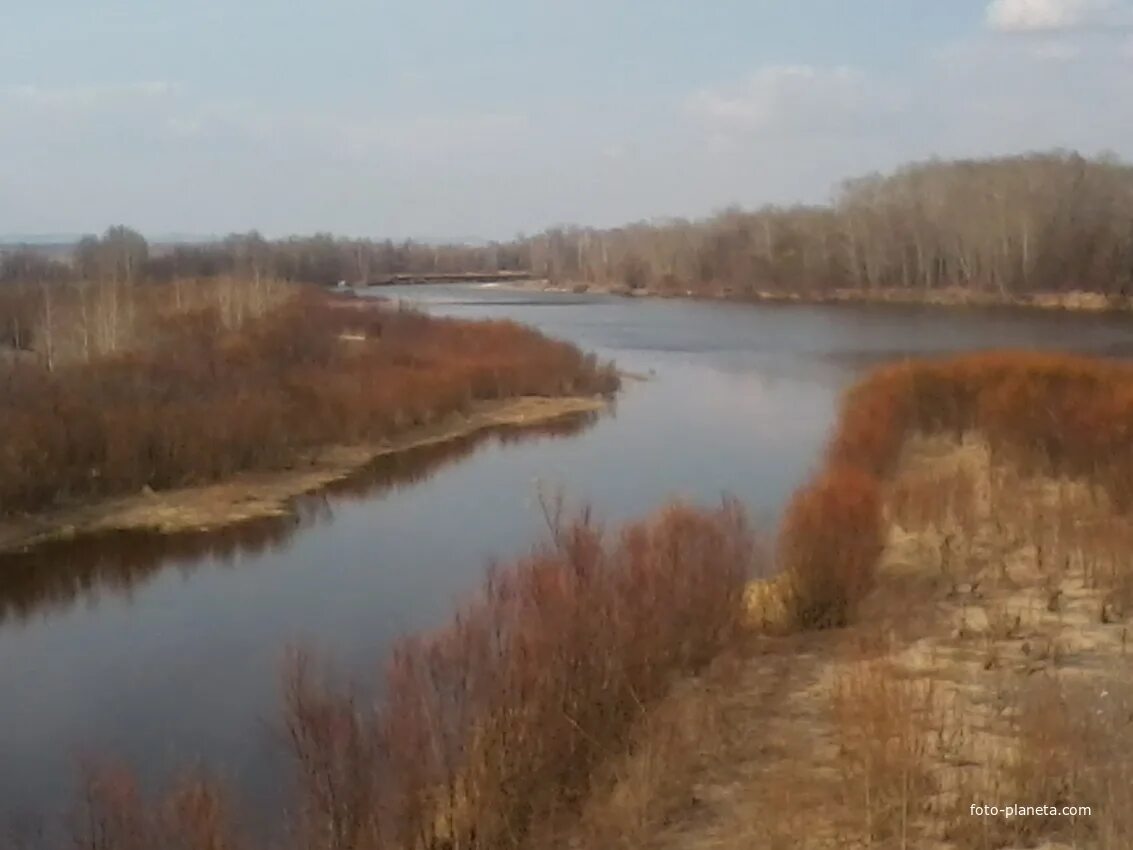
left=0, top=412, right=598, bottom=626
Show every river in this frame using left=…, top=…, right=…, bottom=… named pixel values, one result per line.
left=4, top=284, right=1133, bottom=829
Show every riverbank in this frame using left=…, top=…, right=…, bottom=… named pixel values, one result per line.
left=503, top=278, right=1133, bottom=314
left=568, top=431, right=1132, bottom=849
left=28, top=350, right=1133, bottom=850
left=559, top=352, right=1133, bottom=849
left=1, top=281, right=619, bottom=520
left=0, top=395, right=608, bottom=555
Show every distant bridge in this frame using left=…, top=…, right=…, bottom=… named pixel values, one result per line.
left=364, top=270, right=536, bottom=287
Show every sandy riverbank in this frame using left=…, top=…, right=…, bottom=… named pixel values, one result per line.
left=0, top=395, right=608, bottom=555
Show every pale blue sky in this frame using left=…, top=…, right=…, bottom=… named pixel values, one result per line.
left=2, top=0, right=1131, bottom=238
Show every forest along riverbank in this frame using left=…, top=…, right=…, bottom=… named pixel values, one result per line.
left=496, top=277, right=1133, bottom=314
left=0, top=281, right=619, bottom=555
left=478, top=154, right=1133, bottom=313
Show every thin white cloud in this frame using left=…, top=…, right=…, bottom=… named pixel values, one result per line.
left=669, top=29, right=1133, bottom=220
left=687, top=66, right=855, bottom=130
left=685, top=65, right=899, bottom=144
left=337, top=112, right=528, bottom=158
left=133, top=100, right=533, bottom=169
left=164, top=116, right=205, bottom=138
left=1028, top=38, right=1083, bottom=58
left=919, top=30, right=1133, bottom=164
left=5, top=24, right=1133, bottom=241
left=4, top=81, right=172, bottom=110
left=987, top=0, right=1128, bottom=32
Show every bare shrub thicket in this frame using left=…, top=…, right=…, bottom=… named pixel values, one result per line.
left=778, top=352, right=1133, bottom=630
left=0, top=285, right=618, bottom=515
left=778, top=465, right=884, bottom=629
left=283, top=501, right=755, bottom=850
left=62, top=501, right=755, bottom=850
left=72, top=764, right=242, bottom=850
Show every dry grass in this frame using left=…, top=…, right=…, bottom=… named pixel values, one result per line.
left=830, top=657, right=940, bottom=847
left=774, top=351, right=1133, bottom=632
left=562, top=658, right=737, bottom=850
left=568, top=427, right=1133, bottom=850
left=846, top=434, right=1133, bottom=849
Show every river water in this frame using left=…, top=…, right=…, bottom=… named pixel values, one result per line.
left=4, top=285, right=1133, bottom=827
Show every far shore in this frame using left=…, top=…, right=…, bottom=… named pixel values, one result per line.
left=488, top=277, right=1133, bottom=314
left=0, top=395, right=608, bottom=556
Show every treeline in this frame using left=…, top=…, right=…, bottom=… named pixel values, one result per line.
left=5, top=151, right=1133, bottom=306
left=0, top=226, right=528, bottom=288
left=0, top=229, right=531, bottom=355
left=1, top=273, right=290, bottom=367
left=0, top=283, right=618, bottom=515
left=520, top=151, right=1133, bottom=299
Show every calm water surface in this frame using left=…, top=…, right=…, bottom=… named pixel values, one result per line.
left=4, top=285, right=1133, bottom=826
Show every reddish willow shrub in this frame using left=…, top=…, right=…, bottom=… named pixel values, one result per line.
left=836, top=352, right=1133, bottom=488
left=81, top=772, right=241, bottom=850
left=71, top=502, right=755, bottom=850
left=782, top=350, right=1133, bottom=627
left=0, top=287, right=619, bottom=515
left=285, top=501, right=753, bottom=850
left=779, top=465, right=883, bottom=629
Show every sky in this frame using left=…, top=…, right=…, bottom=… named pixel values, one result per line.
left=1, top=0, right=1131, bottom=240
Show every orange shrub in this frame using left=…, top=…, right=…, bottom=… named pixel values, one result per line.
left=827, top=364, right=913, bottom=476
left=783, top=349, right=1133, bottom=630
left=284, top=500, right=756, bottom=849
left=779, top=465, right=884, bottom=628
left=72, top=764, right=241, bottom=850
left=43, top=501, right=750, bottom=850
left=858, top=352, right=1133, bottom=499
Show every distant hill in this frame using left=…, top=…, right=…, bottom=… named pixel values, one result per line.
left=0, top=234, right=82, bottom=248
left=0, top=233, right=491, bottom=250
left=0, top=233, right=222, bottom=249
